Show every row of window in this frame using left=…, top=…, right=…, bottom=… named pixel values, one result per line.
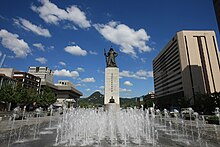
left=155, top=74, right=182, bottom=91
left=156, top=87, right=183, bottom=98
left=154, top=58, right=180, bottom=82
left=153, top=44, right=179, bottom=73
left=154, top=64, right=181, bottom=85
left=153, top=39, right=177, bottom=68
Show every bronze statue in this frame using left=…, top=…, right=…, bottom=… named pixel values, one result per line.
left=104, top=47, right=118, bottom=67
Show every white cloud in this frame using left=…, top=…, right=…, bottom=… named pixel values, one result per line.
left=75, top=83, right=81, bottom=87
left=76, top=67, right=85, bottom=72
left=141, top=58, right=146, bottom=63
left=33, top=43, right=45, bottom=51
left=99, top=86, right=104, bottom=89
left=85, top=88, right=91, bottom=91
left=63, top=24, right=78, bottom=30
left=7, top=55, right=14, bottom=59
left=68, top=41, right=75, bottom=45
left=0, top=51, right=2, bottom=57
left=124, top=81, right=133, bottom=86
left=136, top=70, right=153, bottom=78
left=95, top=89, right=101, bottom=93
left=14, top=18, right=51, bottom=37
left=64, top=45, right=87, bottom=56
left=31, top=0, right=91, bottom=28
left=94, top=21, right=151, bottom=57
left=97, top=69, right=104, bottom=74
left=59, top=61, right=66, bottom=66
left=81, top=77, right=95, bottom=83
left=48, top=45, right=54, bottom=50
left=35, top=57, right=47, bottom=64
left=89, top=50, right=98, bottom=55
left=75, top=83, right=86, bottom=87
left=120, top=69, right=153, bottom=80
left=54, top=69, right=79, bottom=78
left=0, top=29, right=30, bottom=58
left=120, top=88, right=132, bottom=92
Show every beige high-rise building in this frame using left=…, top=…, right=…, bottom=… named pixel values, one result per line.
left=153, top=30, right=220, bottom=108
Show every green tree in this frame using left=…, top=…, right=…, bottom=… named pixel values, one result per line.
left=178, top=97, right=190, bottom=108
left=38, top=86, right=56, bottom=107
left=0, top=84, right=16, bottom=103
left=14, top=86, right=39, bottom=106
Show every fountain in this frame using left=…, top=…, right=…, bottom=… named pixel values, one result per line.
left=51, top=107, right=220, bottom=147
left=215, top=107, right=220, bottom=125
left=2, top=48, right=220, bottom=147
left=48, top=105, right=53, bottom=128
left=17, top=106, right=26, bottom=142
left=1, top=106, right=220, bottom=147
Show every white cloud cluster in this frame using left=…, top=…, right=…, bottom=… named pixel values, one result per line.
left=85, top=88, right=91, bottom=91
left=33, top=43, right=45, bottom=51
left=136, top=70, right=153, bottom=77
left=54, top=69, right=79, bottom=78
left=81, top=77, right=95, bottom=83
left=0, top=29, right=30, bottom=58
left=94, top=21, right=151, bottom=57
left=64, top=45, right=87, bottom=56
left=31, top=0, right=91, bottom=28
left=14, top=18, right=51, bottom=37
left=0, top=51, right=2, bottom=57
left=48, top=46, right=54, bottom=50
left=124, top=81, right=133, bottom=86
left=120, top=69, right=153, bottom=80
left=35, top=57, right=47, bottom=64
left=89, top=51, right=98, bottom=55
left=59, top=61, right=66, bottom=66
left=120, top=88, right=132, bottom=92
left=76, top=67, right=85, bottom=72
left=63, top=24, right=78, bottom=30
left=99, top=86, right=104, bottom=89
left=95, top=89, right=101, bottom=93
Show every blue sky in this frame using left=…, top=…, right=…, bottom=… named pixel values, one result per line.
left=0, top=0, right=219, bottom=98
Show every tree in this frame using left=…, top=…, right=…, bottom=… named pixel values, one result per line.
left=0, top=84, right=16, bottom=103
left=38, top=86, right=56, bottom=107
left=14, top=85, right=39, bottom=106
left=178, top=97, right=190, bottom=108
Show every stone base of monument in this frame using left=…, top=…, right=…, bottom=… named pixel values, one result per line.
left=104, top=103, right=120, bottom=112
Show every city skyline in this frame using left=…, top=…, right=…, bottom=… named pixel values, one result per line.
left=0, top=0, right=219, bottom=97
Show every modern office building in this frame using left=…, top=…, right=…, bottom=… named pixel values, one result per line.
left=144, top=92, right=155, bottom=101
left=28, top=67, right=83, bottom=107
left=28, top=67, right=54, bottom=85
left=54, top=80, right=83, bottom=107
left=213, top=0, right=220, bottom=33
left=143, top=92, right=155, bottom=109
left=0, top=68, right=41, bottom=91
left=13, top=71, right=41, bottom=92
left=28, top=66, right=57, bottom=93
left=0, top=68, right=16, bottom=78
left=153, top=30, right=220, bottom=108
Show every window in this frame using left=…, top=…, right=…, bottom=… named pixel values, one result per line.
left=36, top=67, right=39, bottom=72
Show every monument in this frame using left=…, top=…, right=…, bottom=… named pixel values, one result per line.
left=104, top=47, right=120, bottom=111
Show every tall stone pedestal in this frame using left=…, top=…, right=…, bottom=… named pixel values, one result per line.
left=104, top=67, right=120, bottom=108
left=104, top=67, right=119, bottom=105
